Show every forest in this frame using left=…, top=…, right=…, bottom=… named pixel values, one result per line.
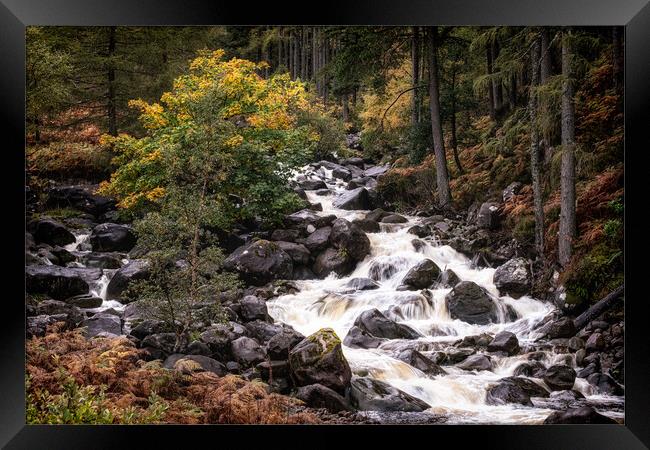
left=25, top=26, right=624, bottom=425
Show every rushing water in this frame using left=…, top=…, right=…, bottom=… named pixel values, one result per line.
left=268, top=165, right=624, bottom=424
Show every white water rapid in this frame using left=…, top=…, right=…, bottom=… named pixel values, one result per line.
left=267, top=164, right=624, bottom=424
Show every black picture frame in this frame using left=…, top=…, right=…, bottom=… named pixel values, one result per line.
left=3, top=1, right=649, bottom=448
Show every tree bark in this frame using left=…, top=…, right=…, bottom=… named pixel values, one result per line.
left=411, top=26, right=420, bottom=127
left=540, top=29, right=552, bottom=84
left=529, top=32, right=545, bottom=257
left=107, top=26, right=117, bottom=136
left=428, top=27, right=452, bottom=207
left=509, top=73, right=517, bottom=109
left=559, top=29, right=577, bottom=267
left=450, top=66, right=463, bottom=175
left=573, top=285, right=624, bottom=331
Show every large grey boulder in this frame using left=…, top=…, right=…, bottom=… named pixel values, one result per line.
left=350, top=377, right=430, bottom=412
left=288, top=328, right=352, bottom=395
left=332, top=187, right=371, bottom=210
left=353, top=308, right=422, bottom=340
left=493, top=258, right=531, bottom=299
left=445, top=281, right=499, bottom=325
left=329, top=218, right=371, bottom=261
left=224, top=240, right=293, bottom=286
left=89, top=223, right=136, bottom=252
left=27, top=218, right=76, bottom=246
left=486, top=376, right=550, bottom=406
left=400, top=259, right=441, bottom=290
left=105, top=259, right=150, bottom=302
left=26, top=265, right=90, bottom=300
left=313, top=247, right=355, bottom=278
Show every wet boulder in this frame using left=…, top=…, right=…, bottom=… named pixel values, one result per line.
left=239, top=295, right=270, bottom=322
left=224, top=240, right=293, bottom=286
left=26, top=265, right=90, bottom=300
left=543, top=406, right=617, bottom=424
left=352, top=218, right=380, bottom=233
left=64, top=293, right=103, bottom=308
left=298, top=179, right=327, bottom=191
left=288, top=328, right=352, bottom=395
left=285, top=209, right=336, bottom=231
left=486, top=377, right=550, bottom=406
left=487, top=331, right=520, bottom=356
left=340, top=157, right=365, bottom=168
left=476, top=201, right=502, bottom=230
left=493, top=258, right=531, bottom=299
left=513, top=361, right=547, bottom=378
left=275, top=241, right=311, bottom=266
left=543, top=365, right=577, bottom=391
left=502, top=181, right=523, bottom=202
left=105, top=259, right=150, bottom=302
left=89, top=223, right=137, bottom=252
left=343, top=326, right=385, bottom=349
left=380, top=214, right=408, bottom=224
left=345, top=277, right=380, bottom=291
left=295, top=384, right=353, bottom=412
left=130, top=319, right=168, bottom=340
left=536, top=317, right=577, bottom=339
left=586, top=373, right=624, bottom=395
left=82, top=313, right=122, bottom=338
left=78, top=252, right=123, bottom=269
left=166, top=354, right=226, bottom=376
left=330, top=218, right=371, bottom=261
left=231, top=336, right=266, bottom=367
left=27, top=218, right=76, bottom=246
left=437, top=269, right=461, bottom=288
left=266, top=328, right=305, bottom=360
left=365, top=208, right=389, bottom=222
left=28, top=299, right=85, bottom=327
left=368, top=258, right=402, bottom=282
left=304, top=226, right=332, bottom=252
left=353, top=308, right=422, bottom=340
left=457, top=354, right=493, bottom=371
left=400, top=259, right=441, bottom=290
left=350, top=377, right=430, bottom=412
left=46, top=185, right=116, bottom=217
left=585, top=333, right=605, bottom=352
left=445, top=281, right=499, bottom=325
left=270, top=229, right=300, bottom=242
left=396, top=349, right=447, bottom=376
left=313, top=247, right=355, bottom=278
left=407, top=225, right=430, bottom=238
left=332, top=187, right=371, bottom=210
left=363, top=165, right=390, bottom=178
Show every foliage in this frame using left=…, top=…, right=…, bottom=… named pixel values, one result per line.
left=377, top=155, right=436, bottom=210
left=98, top=50, right=330, bottom=228
left=26, top=326, right=320, bottom=424
left=27, top=142, right=113, bottom=182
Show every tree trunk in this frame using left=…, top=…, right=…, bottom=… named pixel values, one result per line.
left=411, top=26, right=420, bottom=127
left=450, top=67, right=463, bottom=175
left=559, top=29, right=577, bottom=267
left=573, top=285, right=624, bottom=331
left=428, top=27, right=451, bottom=207
left=342, top=92, right=349, bottom=122
left=107, top=26, right=117, bottom=136
left=278, top=28, right=283, bottom=71
left=529, top=32, right=545, bottom=257
left=486, top=44, right=496, bottom=119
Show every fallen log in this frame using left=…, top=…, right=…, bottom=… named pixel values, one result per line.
left=573, top=285, right=624, bottom=331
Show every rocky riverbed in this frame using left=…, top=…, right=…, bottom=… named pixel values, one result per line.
left=25, top=152, right=624, bottom=424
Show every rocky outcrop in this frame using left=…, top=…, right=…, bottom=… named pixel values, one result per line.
left=45, top=185, right=116, bottom=217
left=543, top=407, right=617, bottom=424
left=295, top=384, right=353, bottom=412
left=224, top=240, right=293, bottom=286
left=231, top=336, right=266, bottom=366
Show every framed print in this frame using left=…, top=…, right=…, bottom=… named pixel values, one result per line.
left=2, top=0, right=649, bottom=448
